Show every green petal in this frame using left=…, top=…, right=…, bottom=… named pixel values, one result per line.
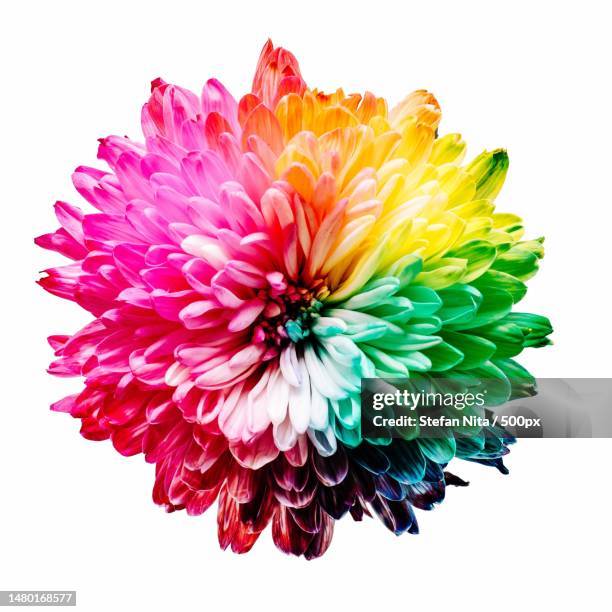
left=423, top=341, right=464, bottom=371
left=466, top=149, right=509, bottom=200
left=385, top=442, right=427, bottom=485
left=311, top=316, right=348, bottom=338
left=505, top=312, right=553, bottom=347
left=399, top=286, right=442, bottom=317
left=492, top=238, right=545, bottom=281
left=494, top=358, right=537, bottom=398
left=340, top=277, right=400, bottom=311
left=449, top=287, right=513, bottom=330
left=437, top=284, right=482, bottom=325
left=393, top=351, right=432, bottom=372
left=455, top=431, right=486, bottom=458
left=385, top=254, right=423, bottom=288
left=360, top=344, right=409, bottom=376
left=403, top=316, right=442, bottom=335
left=447, top=239, right=497, bottom=283
left=441, top=330, right=497, bottom=369
left=472, top=269, right=527, bottom=303
left=344, top=323, right=389, bottom=342
left=472, top=321, right=525, bottom=358
left=419, top=436, right=457, bottom=463
left=333, top=421, right=362, bottom=447
left=457, top=361, right=511, bottom=405
left=417, top=257, right=468, bottom=289
left=367, top=296, right=415, bottom=324
left=492, top=213, right=524, bottom=242
left=368, top=332, right=442, bottom=352
left=331, top=396, right=361, bottom=430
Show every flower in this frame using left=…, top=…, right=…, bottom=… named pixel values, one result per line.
left=36, top=40, right=552, bottom=558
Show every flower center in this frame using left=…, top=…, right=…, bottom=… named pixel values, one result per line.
left=252, top=277, right=327, bottom=348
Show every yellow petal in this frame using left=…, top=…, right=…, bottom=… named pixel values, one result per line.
left=328, top=238, right=387, bottom=302
left=430, top=133, right=466, bottom=165
left=275, top=93, right=303, bottom=141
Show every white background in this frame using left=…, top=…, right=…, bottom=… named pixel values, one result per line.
left=1, top=1, right=611, bottom=610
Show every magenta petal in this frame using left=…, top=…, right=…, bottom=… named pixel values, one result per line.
left=228, top=299, right=266, bottom=332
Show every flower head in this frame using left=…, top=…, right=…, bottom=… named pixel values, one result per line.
left=37, top=40, right=552, bottom=558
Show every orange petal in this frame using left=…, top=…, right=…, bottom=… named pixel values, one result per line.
left=275, top=93, right=303, bottom=141
left=242, top=104, right=284, bottom=155
left=282, top=163, right=316, bottom=202
left=205, top=112, right=233, bottom=147
left=312, top=172, right=337, bottom=216
left=313, top=105, right=359, bottom=136
left=238, top=93, right=261, bottom=127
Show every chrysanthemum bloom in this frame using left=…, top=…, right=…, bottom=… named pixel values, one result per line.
left=37, top=40, right=552, bottom=558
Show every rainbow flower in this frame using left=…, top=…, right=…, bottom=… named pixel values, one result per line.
left=36, top=40, right=552, bottom=558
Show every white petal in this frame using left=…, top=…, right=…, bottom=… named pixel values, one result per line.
left=267, top=367, right=289, bottom=425
left=273, top=414, right=298, bottom=451
left=288, top=359, right=311, bottom=434
left=307, top=426, right=337, bottom=457
left=308, top=384, right=329, bottom=430
left=181, top=234, right=228, bottom=268
left=164, top=362, right=191, bottom=386
left=304, top=344, right=345, bottom=400
left=280, top=344, right=301, bottom=386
